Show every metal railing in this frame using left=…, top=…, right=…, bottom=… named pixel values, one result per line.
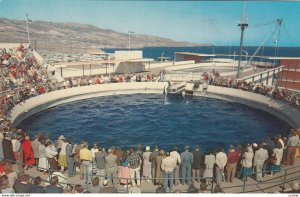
left=2, top=158, right=300, bottom=193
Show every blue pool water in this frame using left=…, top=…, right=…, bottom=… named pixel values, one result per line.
left=18, top=94, right=291, bottom=152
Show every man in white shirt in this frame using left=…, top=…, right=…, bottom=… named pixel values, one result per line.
left=161, top=152, right=177, bottom=192
left=254, top=144, right=269, bottom=182
left=170, top=145, right=181, bottom=186
left=215, top=148, right=227, bottom=185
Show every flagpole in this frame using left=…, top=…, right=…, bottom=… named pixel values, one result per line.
left=26, top=13, right=31, bottom=46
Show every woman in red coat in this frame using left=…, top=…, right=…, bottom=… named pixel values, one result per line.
left=22, top=135, right=36, bottom=169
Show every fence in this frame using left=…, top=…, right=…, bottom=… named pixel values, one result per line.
left=2, top=158, right=300, bottom=193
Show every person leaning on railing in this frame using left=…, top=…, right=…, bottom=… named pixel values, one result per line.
left=127, top=148, right=142, bottom=187
left=285, top=130, right=300, bottom=166
left=79, top=141, right=93, bottom=185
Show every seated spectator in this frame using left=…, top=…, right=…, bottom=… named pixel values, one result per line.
left=282, top=182, right=300, bottom=193
left=0, top=175, right=15, bottom=193
left=99, top=180, right=118, bottom=193
left=45, top=176, right=63, bottom=193
left=63, top=184, right=74, bottom=193
left=87, top=177, right=101, bottom=193
left=74, top=184, right=84, bottom=193
left=30, top=176, right=45, bottom=193
left=13, top=174, right=31, bottom=193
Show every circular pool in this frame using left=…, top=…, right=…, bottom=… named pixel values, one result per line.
left=18, top=94, right=291, bottom=151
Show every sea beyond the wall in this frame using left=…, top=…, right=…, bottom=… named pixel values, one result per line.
left=103, top=46, right=300, bottom=61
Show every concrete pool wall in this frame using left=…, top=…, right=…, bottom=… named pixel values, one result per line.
left=8, top=82, right=300, bottom=128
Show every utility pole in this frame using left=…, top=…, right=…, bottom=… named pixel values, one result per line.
left=236, top=1, right=248, bottom=78
left=26, top=13, right=31, bottom=46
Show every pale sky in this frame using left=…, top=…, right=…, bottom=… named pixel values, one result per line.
left=1, top=0, right=300, bottom=46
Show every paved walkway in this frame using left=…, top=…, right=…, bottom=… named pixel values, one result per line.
left=14, top=157, right=300, bottom=193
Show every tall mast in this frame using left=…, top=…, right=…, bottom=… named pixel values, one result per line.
left=26, top=13, right=31, bottom=46
left=236, top=1, right=248, bottom=78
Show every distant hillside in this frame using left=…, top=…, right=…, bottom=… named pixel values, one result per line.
left=0, top=18, right=204, bottom=53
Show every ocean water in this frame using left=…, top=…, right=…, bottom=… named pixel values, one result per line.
left=18, top=94, right=291, bottom=152
left=103, top=46, right=300, bottom=61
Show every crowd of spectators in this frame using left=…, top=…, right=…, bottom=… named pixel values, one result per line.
left=201, top=72, right=300, bottom=109
left=0, top=45, right=300, bottom=193
left=0, top=128, right=299, bottom=193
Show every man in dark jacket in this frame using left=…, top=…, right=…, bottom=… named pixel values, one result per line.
left=149, top=145, right=159, bottom=184
left=66, top=139, right=75, bottom=177
left=192, top=144, right=203, bottom=183
left=3, top=132, right=16, bottom=162
left=30, top=176, right=45, bottom=193
left=13, top=174, right=31, bottom=193
left=45, top=176, right=63, bottom=193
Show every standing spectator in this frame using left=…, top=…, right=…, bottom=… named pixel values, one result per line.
left=22, top=135, right=35, bottom=169
left=155, top=150, right=165, bottom=186
left=136, top=144, right=143, bottom=177
left=114, top=146, right=122, bottom=179
left=192, top=144, right=203, bottom=184
left=286, top=130, right=300, bottom=166
left=203, top=149, right=216, bottom=184
left=143, top=146, right=152, bottom=182
left=0, top=133, right=4, bottom=161
left=181, top=145, right=193, bottom=185
left=105, top=148, right=118, bottom=187
left=270, top=142, right=283, bottom=177
left=91, top=143, right=99, bottom=175
left=215, top=148, right=227, bottom=185
left=2, top=132, right=16, bottom=163
left=58, top=139, right=68, bottom=172
left=170, top=145, right=181, bottom=186
left=11, top=134, right=23, bottom=173
left=74, top=142, right=83, bottom=180
left=240, top=145, right=254, bottom=180
left=254, top=143, right=269, bottom=182
left=161, top=152, right=176, bottom=192
left=127, top=148, right=142, bottom=187
left=31, top=135, right=40, bottom=168
left=45, top=176, right=63, bottom=193
left=149, top=145, right=159, bottom=184
left=46, top=141, right=58, bottom=171
left=66, top=140, right=75, bottom=177
left=80, top=141, right=92, bottom=185
left=95, top=147, right=106, bottom=186
left=226, top=145, right=239, bottom=183
left=38, top=139, right=49, bottom=174
left=120, top=150, right=131, bottom=186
